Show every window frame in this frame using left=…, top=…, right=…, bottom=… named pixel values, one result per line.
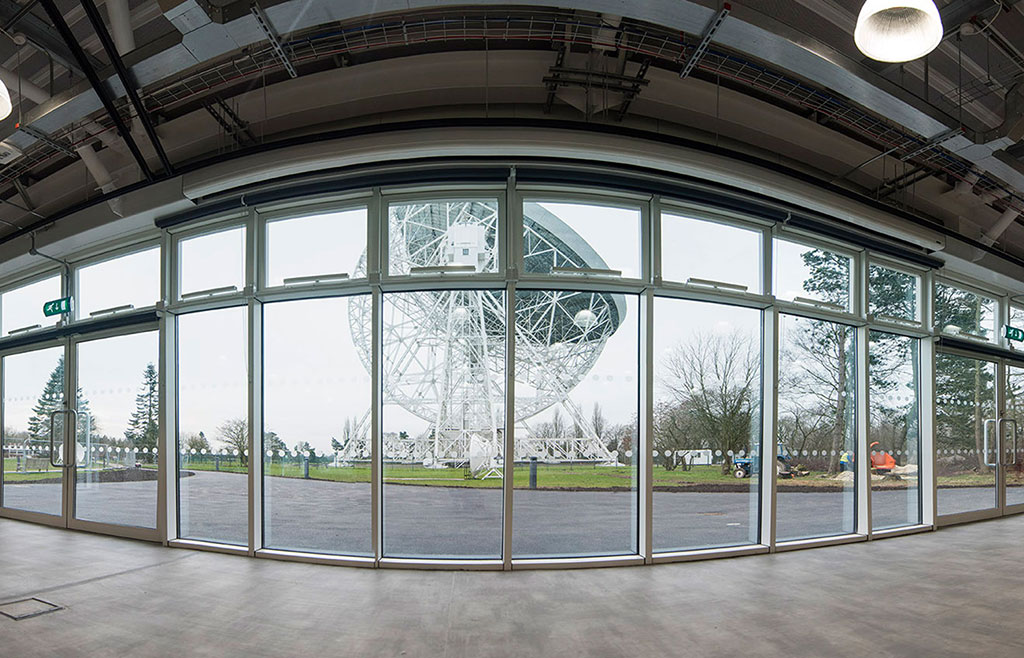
left=772, top=228, right=863, bottom=324
left=0, top=267, right=66, bottom=338
left=71, top=238, right=162, bottom=324
left=257, top=193, right=373, bottom=295
left=516, top=188, right=651, bottom=286
left=866, top=256, right=926, bottom=331
left=933, top=275, right=1000, bottom=344
left=656, top=200, right=771, bottom=303
left=168, top=214, right=250, bottom=311
left=381, top=188, right=509, bottom=286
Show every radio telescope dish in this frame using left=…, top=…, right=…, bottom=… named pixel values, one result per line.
left=345, top=201, right=624, bottom=465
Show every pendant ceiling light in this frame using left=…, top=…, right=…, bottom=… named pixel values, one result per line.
left=855, top=0, right=943, bottom=63
left=0, top=81, right=10, bottom=121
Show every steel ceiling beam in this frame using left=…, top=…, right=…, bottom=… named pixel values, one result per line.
left=39, top=0, right=154, bottom=181
left=0, top=0, right=90, bottom=78
left=79, top=0, right=175, bottom=176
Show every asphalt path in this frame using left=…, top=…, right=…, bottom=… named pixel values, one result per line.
left=0, top=471, right=1008, bottom=556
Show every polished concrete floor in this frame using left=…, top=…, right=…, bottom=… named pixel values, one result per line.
left=1, top=515, right=1023, bottom=657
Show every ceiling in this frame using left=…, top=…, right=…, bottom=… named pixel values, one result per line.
left=0, top=0, right=1021, bottom=266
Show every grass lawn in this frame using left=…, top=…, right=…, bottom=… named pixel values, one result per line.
left=6, top=456, right=994, bottom=490
left=3, top=456, right=63, bottom=482
left=170, top=461, right=938, bottom=490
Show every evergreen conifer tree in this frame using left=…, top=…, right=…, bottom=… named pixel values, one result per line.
left=125, top=362, right=159, bottom=462
left=27, top=356, right=95, bottom=441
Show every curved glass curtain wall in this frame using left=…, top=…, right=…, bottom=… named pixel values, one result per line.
left=160, top=185, right=939, bottom=561
left=20, top=164, right=1024, bottom=567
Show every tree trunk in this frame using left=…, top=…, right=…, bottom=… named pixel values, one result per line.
left=829, top=332, right=847, bottom=475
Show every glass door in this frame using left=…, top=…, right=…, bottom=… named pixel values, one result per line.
left=936, top=352, right=1024, bottom=523
left=69, top=330, right=160, bottom=537
left=935, top=352, right=999, bottom=521
left=0, top=329, right=160, bottom=540
left=1002, top=365, right=1024, bottom=512
left=0, top=343, right=69, bottom=525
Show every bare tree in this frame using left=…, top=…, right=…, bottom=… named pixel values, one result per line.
left=783, top=320, right=855, bottom=474
left=591, top=403, right=607, bottom=440
left=536, top=408, right=566, bottom=438
left=661, top=330, right=759, bottom=474
left=184, top=432, right=211, bottom=453
left=217, top=418, right=249, bottom=465
left=653, top=400, right=694, bottom=470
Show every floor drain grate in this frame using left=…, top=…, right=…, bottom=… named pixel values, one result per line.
left=0, top=598, right=64, bottom=620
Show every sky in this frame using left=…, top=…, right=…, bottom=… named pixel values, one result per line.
left=2, top=202, right=888, bottom=457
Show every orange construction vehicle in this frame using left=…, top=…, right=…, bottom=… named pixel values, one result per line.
left=869, top=442, right=896, bottom=474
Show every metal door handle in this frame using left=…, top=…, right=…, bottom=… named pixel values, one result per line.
left=984, top=418, right=997, bottom=467
left=1006, top=418, right=1019, bottom=466
left=47, top=409, right=78, bottom=468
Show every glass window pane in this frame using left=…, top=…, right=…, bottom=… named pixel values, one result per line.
left=936, top=353, right=997, bottom=515
left=869, top=331, right=920, bottom=530
left=777, top=314, right=856, bottom=541
left=74, top=332, right=159, bottom=529
left=523, top=201, right=641, bottom=278
left=2, top=275, right=61, bottom=335
left=512, top=290, right=638, bottom=558
left=653, top=298, right=761, bottom=552
left=382, top=290, right=505, bottom=559
left=661, top=214, right=761, bottom=293
left=177, top=307, right=248, bottom=545
left=934, top=282, right=995, bottom=340
left=1005, top=365, right=1024, bottom=506
left=1, top=347, right=65, bottom=516
left=773, top=239, right=851, bottom=312
left=265, top=208, right=366, bottom=287
left=263, top=297, right=372, bottom=556
left=77, top=247, right=160, bottom=319
left=179, top=227, right=245, bottom=298
left=868, top=264, right=919, bottom=322
left=389, top=200, right=499, bottom=276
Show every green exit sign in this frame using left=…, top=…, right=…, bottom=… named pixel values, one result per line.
left=1005, top=325, right=1024, bottom=342
left=42, top=296, right=72, bottom=317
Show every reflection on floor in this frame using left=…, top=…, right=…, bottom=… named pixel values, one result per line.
left=1, top=514, right=1023, bottom=657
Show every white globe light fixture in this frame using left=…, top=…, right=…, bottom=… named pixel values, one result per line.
left=855, top=0, right=943, bottom=63
left=0, top=82, right=11, bottom=121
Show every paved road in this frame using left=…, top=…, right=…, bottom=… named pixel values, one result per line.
left=0, top=471, right=1009, bottom=556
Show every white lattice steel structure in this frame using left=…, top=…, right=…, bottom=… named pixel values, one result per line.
left=344, top=201, right=623, bottom=466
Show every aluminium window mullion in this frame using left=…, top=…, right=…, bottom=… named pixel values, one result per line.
left=760, top=305, right=779, bottom=551
left=502, top=281, right=515, bottom=570
left=856, top=253, right=871, bottom=537
left=502, top=170, right=519, bottom=569
left=246, top=206, right=263, bottom=556
left=856, top=325, right=871, bottom=538
left=369, top=188, right=383, bottom=564
left=640, top=288, right=653, bottom=562
left=160, top=229, right=177, bottom=544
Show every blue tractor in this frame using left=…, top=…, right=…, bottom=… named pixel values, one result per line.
left=731, top=443, right=796, bottom=479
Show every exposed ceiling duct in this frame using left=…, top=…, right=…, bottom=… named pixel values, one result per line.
left=0, top=0, right=1020, bottom=261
